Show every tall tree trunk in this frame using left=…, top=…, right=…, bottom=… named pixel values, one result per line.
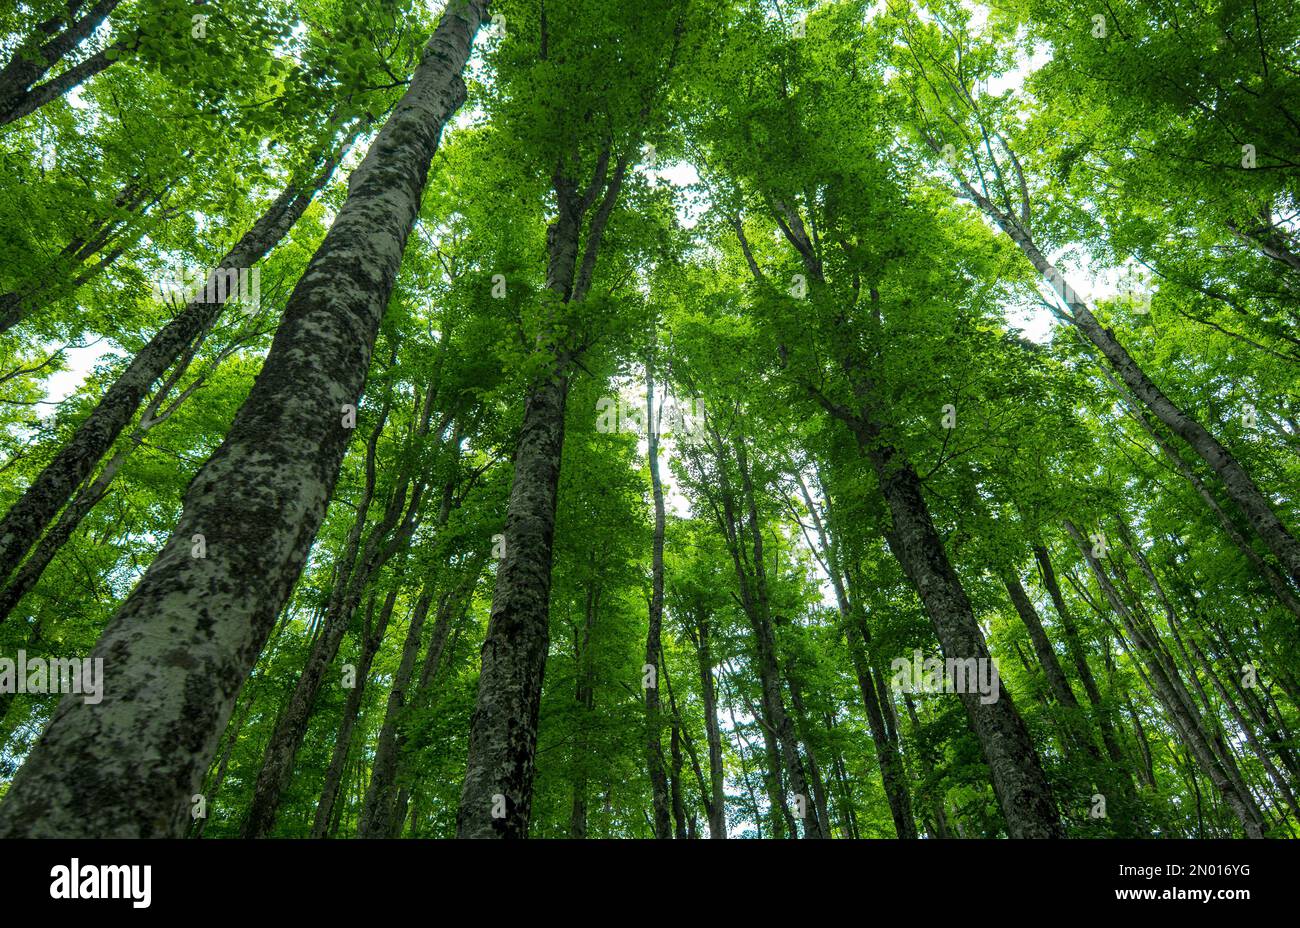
left=1006, top=568, right=1143, bottom=828
left=643, top=344, right=672, bottom=837
left=1005, top=575, right=1079, bottom=709
left=750, top=204, right=1060, bottom=837
left=355, top=455, right=466, bottom=837
left=1116, top=521, right=1300, bottom=820
left=191, top=696, right=254, bottom=838
left=732, top=437, right=822, bottom=838
left=864, top=429, right=1063, bottom=837
left=568, top=577, right=599, bottom=839
left=1125, top=696, right=1157, bottom=790
left=965, top=179, right=1300, bottom=588
left=0, top=1, right=488, bottom=838
left=0, top=42, right=120, bottom=127
left=356, top=588, right=432, bottom=837
left=386, top=571, right=478, bottom=836
left=903, top=693, right=951, bottom=838
left=684, top=416, right=810, bottom=837
left=670, top=721, right=688, bottom=838
left=0, top=313, right=233, bottom=625
left=0, top=132, right=356, bottom=596
left=823, top=714, right=861, bottom=839
left=1064, top=519, right=1265, bottom=837
left=794, top=468, right=917, bottom=838
left=1103, top=366, right=1300, bottom=621
left=1107, top=531, right=1260, bottom=815
left=311, top=588, right=397, bottom=837
left=240, top=392, right=425, bottom=837
left=1032, top=543, right=1128, bottom=767
left=851, top=635, right=918, bottom=838
left=785, top=670, right=832, bottom=837
left=689, top=610, right=727, bottom=838
left=0, top=175, right=164, bottom=332
left=756, top=698, right=794, bottom=838
left=456, top=136, right=631, bottom=838
left=456, top=372, right=567, bottom=838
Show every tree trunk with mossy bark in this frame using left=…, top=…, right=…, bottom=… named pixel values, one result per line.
left=0, top=0, right=488, bottom=838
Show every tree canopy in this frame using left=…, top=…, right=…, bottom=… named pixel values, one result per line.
left=0, top=0, right=1296, bottom=841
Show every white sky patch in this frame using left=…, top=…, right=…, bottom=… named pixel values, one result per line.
left=647, top=160, right=705, bottom=230
left=39, top=341, right=111, bottom=406
left=985, top=42, right=1051, bottom=97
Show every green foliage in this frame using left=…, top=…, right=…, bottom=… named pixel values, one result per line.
left=0, top=0, right=1296, bottom=840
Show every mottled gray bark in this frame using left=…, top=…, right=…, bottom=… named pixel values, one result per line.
left=456, top=371, right=568, bottom=838
left=0, top=444, right=125, bottom=624
left=866, top=432, right=1062, bottom=837
left=0, top=0, right=487, bottom=838
left=240, top=391, right=395, bottom=837
left=0, top=138, right=352, bottom=596
left=799, top=346, right=1059, bottom=836
left=0, top=43, right=116, bottom=127
left=756, top=695, right=794, bottom=838
left=456, top=137, right=632, bottom=838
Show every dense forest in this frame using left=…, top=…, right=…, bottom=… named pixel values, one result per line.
left=0, top=0, right=1294, bottom=841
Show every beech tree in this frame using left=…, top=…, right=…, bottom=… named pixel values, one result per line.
left=0, top=0, right=1294, bottom=841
